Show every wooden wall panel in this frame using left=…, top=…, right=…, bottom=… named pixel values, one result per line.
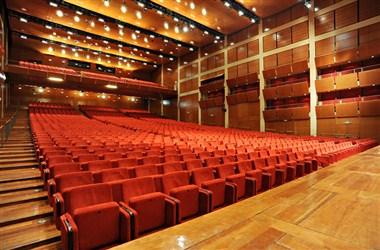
left=360, top=99, right=380, bottom=116
left=316, top=37, right=335, bottom=57
left=276, top=9, right=292, bottom=25
left=201, top=107, right=224, bottom=127
left=228, top=48, right=237, bottom=64
left=207, top=56, right=216, bottom=71
left=335, top=30, right=358, bottom=52
left=314, top=0, right=335, bottom=10
left=335, top=2, right=358, bottom=29
left=335, top=73, right=358, bottom=90
left=237, top=63, right=248, bottom=77
left=359, top=0, right=380, bottom=21
left=228, top=66, right=238, bottom=79
left=316, top=77, right=335, bottom=92
left=359, top=117, right=380, bottom=142
left=248, top=60, right=259, bottom=74
left=277, top=50, right=292, bottom=66
left=277, top=28, right=292, bottom=48
left=292, top=21, right=309, bottom=43
left=335, top=102, right=359, bottom=117
left=201, top=59, right=208, bottom=72
left=179, top=93, right=199, bottom=124
left=247, top=40, right=259, bottom=57
left=215, top=53, right=224, bottom=68
left=264, top=54, right=277, bottom=69
left=237, top=44, right=248, bottom=61
left=293, top=45, right=309, bottom=62
left=316, top=105, right=335, bottom=118
left=315, top=12, right=334, bottom=35
left=263, top=34, right=277, bottom=52
left=229, top=102, right=260, bottom=130
left=359, top=68, right=380, bottom=87
left=291, top=2, right=308, bottom=20
left=359, top=23, right=380, bottom=45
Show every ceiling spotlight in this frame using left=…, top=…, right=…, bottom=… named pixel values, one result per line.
left=90, top=21, right=95, bottom=27
left=86, top=54, right=90, bottom=59
left=104, top=0, right=110, bottom=7
left=104, top=25, right=110, bottom=32
left=183, top=26, right=189, bottom=32
left=238, top=10, right=244, bottom=16
left=45, top=25, right=52, bottom=29
left=74, top=15, right=80, bottom=22
left=174, top=26, right=180, bottom=33
left=42, top=40, right=48, bottom=44
left=98, top=18, right=105, bottom=22
left=19, top=17, right=28, bottom=23
left=137, top=2, right=145, bottom=8
left=119, top=29, right=124, bottom=36
left=74, top=52, right=79, bottom=57
left=136, top=11, right=142, bottom=19
left=251, top=18, right=256, bottom=23
left=61, top=49, right=66, bottom=54
left=157, top=10, right=163, bottom=15
left=201, top=8, right=207, bottom=16
left=20, top=35, right=27, bottom=39
left=173, top=17, right=179, bottom=22
left=224, top=1, right=231, bottom=7
left=304, top=0, right=312, bottom=9
left=252, top=7, right=256, bottom=12
left=189, top=47, right=194, bottom=51
left=106, top=84, right=118, bottom=89
left=264, top=27, right=270, bottom=32
left=131, top=33, right=137, bottom=40
left=314, top=7, right=319, bottom=11
left=164, top=22, right=169, bottom=29
left=144, top=37, right=148, bottom=43
left=48, top=47, right=53, bottom=52
left=190, top=2, right=195, bottom=9
left=49, top=2, right=58, bottom=7
left=56, top=9, right=63, bottom=17
left=121, top=1, right=127, bottom=13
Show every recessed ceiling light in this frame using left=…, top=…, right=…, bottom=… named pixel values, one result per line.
left=48, top=76, right=64, bottom=82
left=131, top=33, right=137, bottom=40
left=74, top=15, right=80, bottom=22
left=45, top=25, right=52, bottom=29
left=190, top=2, right=195, bottom=9
left=104, top=25, right=110, bottom=32
left=136, top=11, right=142, bottom=19
left=104, top=0, right=110, bottom=7
left=98, top=18, right=105, bottom=22
left=48, top=47, right=53, bottom=52
left=224, top=1, right=230, bottom=7
left=164, top=22, right=169, bottom=30
left=19, top=17, right=28, bottom=23
left=264, top=27, right=270, bottom=32
left=121, top=1, right=127, bottom=13
left=183, top=26, right=189, bottom=32
left=49, top=2, right=58, bottom=7
left=238, top=10, right=244, bottom=16
left=252, top=7, right=256, bottom=12
left=56, top=9, right=63, bottom=17
left=20, top=35, right=27, bottom=39
left=201, top=8, right=207, bottom=16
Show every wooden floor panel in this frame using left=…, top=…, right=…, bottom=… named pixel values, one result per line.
left=0, top=200, right=52, bottom=226
left=113, top=146, right=380, bottom=250
left=0, top=168, right=40, bottom=183
left=0, top=188, right=47, bottom=206
left=0, top=217, right=60, bottom=250
left=0, top=179, right=43, bottom=193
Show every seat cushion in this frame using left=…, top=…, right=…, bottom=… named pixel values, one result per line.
left=74, top=202, right=120, bottom=250
left=170, top=185, right=199, bottom=219
left=129, top=192, right=166, bottom=234
left=226, top=173, right=245, bottom=199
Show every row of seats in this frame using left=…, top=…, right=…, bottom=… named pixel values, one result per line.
left=29, top=103, right=378, bottom=249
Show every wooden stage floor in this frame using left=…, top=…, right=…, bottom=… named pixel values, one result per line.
left=114, top=146, right=380, bottom=250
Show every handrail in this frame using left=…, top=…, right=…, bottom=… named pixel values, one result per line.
left=0, top=108, right=18, bottom=147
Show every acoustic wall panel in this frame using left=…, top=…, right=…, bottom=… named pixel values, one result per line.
left=359, top=99, right=380, bottom=116
left=335, top=102, right=359, bottom=117
left=316, top=104, right=335, bottom=118
left=316, top=77, right=335, bottom=93
left=335, top=73, right=358, bottom=90
left=358, top=68, right=380, bottom=87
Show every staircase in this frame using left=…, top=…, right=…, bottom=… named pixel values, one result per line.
left=0, top=110, right=61, bottom=249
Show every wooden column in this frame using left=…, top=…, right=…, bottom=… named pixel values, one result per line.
left=258, top=20, right=266, bottom=132
left=223, top=38, right=229, bottom=128
left=197, top=49, right=202, bottom=125
left=309, top=1, right=318, bottom=136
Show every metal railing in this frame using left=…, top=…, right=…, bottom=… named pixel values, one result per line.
left=0, top=108, right=18, bottom=147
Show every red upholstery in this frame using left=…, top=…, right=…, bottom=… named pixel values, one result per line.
left=237, top=160, right=263, bottom=192
left=185, top=159, right=203, bottom=170
left=162, top=162, right=183, bottom=173
left=164, top=154, right=181, bottom=163
left=134, top=164, right=161, bottom=177
left=104, top=152, right=124, bottom=160
left=84, top=160, right=113, bottom=172
left=77, top=154, right=99, bottom=163
left=142, top=156, right=161, bottom=165
left=114, top=158, right=138, bottom=168
left=93, top=168, right=130, bottom=183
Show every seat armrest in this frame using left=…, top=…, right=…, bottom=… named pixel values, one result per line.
left=163, top=194, right=181, bottom=224
left=60, top=213, right=79, bottom=250
left=47, top=179, right=56, bottom=204
left=119, top=207, right=132, bottom=242
left=262, top=172, right=272, bottom=190
left=245, top=177, right=256, bottom=197
left=80, top=163, right=88, bottom=171
left=275, top=169, right=285, bottom=186
left=198, top=188, right=211, bottom=214
left=119, top=202, right=138, bottom=239
left=225, top=182, right=237, bottom=204
left=43, top=168, right=50, bottom=185
left=40, top=161, right=47, bottom=172
left=164, top=198, right=177, bottom=227
left=53, top=192, right=65, bottom=229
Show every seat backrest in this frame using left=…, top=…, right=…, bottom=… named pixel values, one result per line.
left=249, top=151, right=260, bottom=159
left=77, top=154, right=99, bottom=163
left=266, top=156, right=277, bottom=167
left=236, top=153, right=249, bottom=161
left=126, top=151, right=143, bottom=158
left=63, top=183, right=113, bottom=215
left=259, top=150, right=269, bottom=158
left=162, top=162, right=183, bottom=173
left=205, top=157, right=221, bottom=167
left=50, top=162, right=81, bottom=177
left=164, top=154, right=181, bottom=163
left=122, top=176, right=156, bottom=202
left=222, top=155, right=236, bottom=163
left=104, top=152, right=123, bottom=160
left=87, top=160, right=113, bottom=171
left=55, top=172, right=94, bottom=193
left=135, top=164, right=161, bottom=177
left=237, top=160, right=252, bottom=173
left=192, top=167, right=215, bottom=185
left=142, top=156, right=161, bottom=165
left=198, top=151, right=212, bottom=159
left=277, top=154, right=287, bottom=164
left=93, top=168, right=130, bottom=183
left=161, top=171, right=190, bottom=194
left=185, top=159, right=203, bottom=170
left=253, top=158, right=266, bottom=169
left=70, top=149, right=89, bottom=156
left=146, top=150, right=161, bottom=156
left=48, top=155, right=73, bottom=166
left=182, top=153, right=197, bottom=161
left=216, top=164, right=236, bottom=178
left=287, top=152, right=297, bottom=161
left=115, top=158, right=138, bottom=168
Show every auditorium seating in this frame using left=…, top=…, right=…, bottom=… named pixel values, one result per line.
left=28, top=102, right=378, bottom=248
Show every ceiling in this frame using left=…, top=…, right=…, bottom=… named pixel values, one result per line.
left=5, top=0, right=299, bottom=77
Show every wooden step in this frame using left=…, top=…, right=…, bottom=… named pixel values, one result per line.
left=32, top=241, right=62, bottom=250
left=0, top=153, right=35, bottom=159
left=0, top=149, right=35, bottom=155
left=0, top=217, right=60, bottom=250
left=0, top=157, right=36, bottom=164
left=0, top=168, right=40, bottom=183
left=0, top=147, right=34, bottom=152
left=0, top=189, right=47, bottom=206
left=0, top=179, right=43, bottom=193
left=0, top=200, right=53, bottom=226
left=1, top=143, right=34, bottom=147
left=0, top=161, right=38, bottom=170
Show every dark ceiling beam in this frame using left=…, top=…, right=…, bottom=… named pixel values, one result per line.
left=13, top=31, right=157, bottom=67
left=55, top=0, right=197, bottom=50
left=9, top=10, right=174, bottom=61
left=135, top=0, right=224, bottom=39
left=221, top=0, right=260, bottom=23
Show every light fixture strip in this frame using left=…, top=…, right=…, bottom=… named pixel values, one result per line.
left=221, top=0, right=260, bottom=23
left=59, top=1, right=196, bottom=50
left=9, top=10, right=174, bottom=60
left=135, top=0, right=224, bottom=39
left=13, top=31, right=157, bottom=67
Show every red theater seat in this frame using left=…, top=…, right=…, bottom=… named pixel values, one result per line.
left=113, top=158, right=138, bottom=168
left=161, top=171, right=210, bottom=221
left=43, top=162, right=80, bottom=184
left=237, top=160, right=264, bottom=192
left=119, top=177, right=177, bottom=238
left=93, top=168, right=130, bottom=183
left=185, top=159, right=203, bottom=170
left=60, top=183, right=130, bottom=249
left=134, top=164, right=161, bottom=177
left=83, top=160, right=113, bottom=172
left=142, top=156, right=161, bottom=165
left=192, top=167, right=236, bottom=210
left=162, top=162, right=183, bottom=173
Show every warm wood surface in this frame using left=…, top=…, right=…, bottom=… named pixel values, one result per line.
left=113, top=146, right=380, bottom=250
left=0, top=200, right=52, bottom=226
left=0, top=188, right=47, bottom=206
left=0, top=179, right=43, bottom=193
left=0, top=168, right=40, bottom=183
